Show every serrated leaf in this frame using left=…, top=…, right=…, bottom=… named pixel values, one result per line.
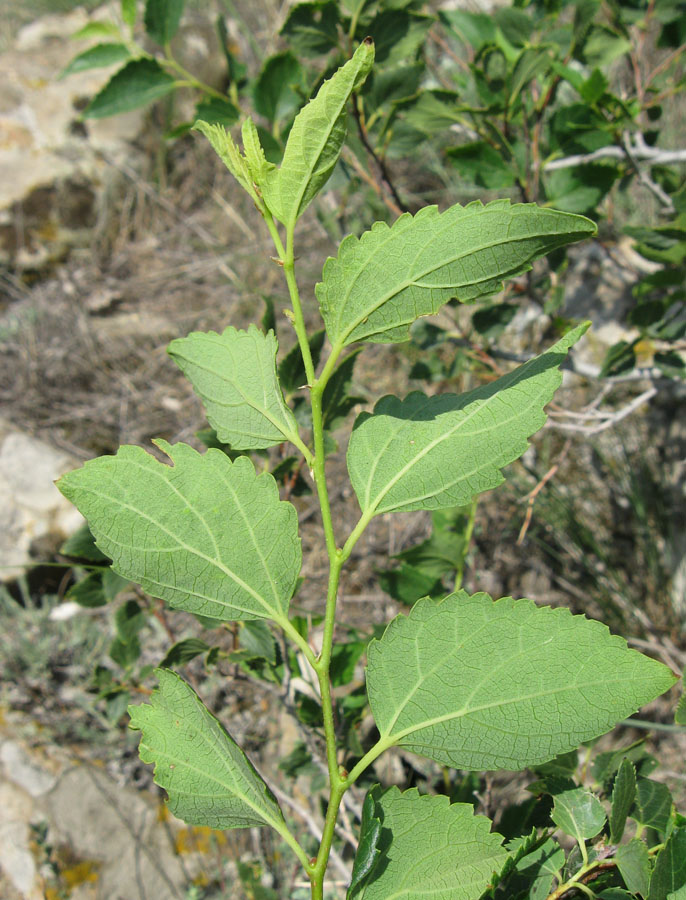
left=347, top=326, right=587, bottom=517
left=610, top=758, right=637, bottom=843
left=366, top=591, right=677, bottom=771
left=129, top=668, right=285, bottom=830
left=317, top=200, right=595, bottom=347
left=261, top=39, right=374, bottom=227
left=552, top=788, right=606, bottom=841
left=83, top=58, right=175, bottom=118
left=60, top=43, right=131, bottom=78
left=348, top=787, right=507, bottom=900
left=649, top=827, right=686, bottom=900
left=57, top=443, right=301, bottom=624
left=144, top=0, right=184, bottom=45
left=633, top=778, right=673, bottom=836
left=168, top=325, right=299, bottom=450
left=616, top=840, right=651, bottom=897
left=348, top=786, right=382, bottom=897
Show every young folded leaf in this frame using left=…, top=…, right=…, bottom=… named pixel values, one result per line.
left=57, top=443, right=301, bottom=624
left=129, top=668, right=285, bottom=830
left=261, top=38, right=374, bottom=227
left=317, top=199, right=596, bottom=347
left=347, top=787, right=507, bottom=900
left=366, top=592, right=677, bottom=771
left=348, top=323, right=587, bottom=517
left=193, top=120, right=264, bottom=208
left=168, top=324, right=299, bottom=450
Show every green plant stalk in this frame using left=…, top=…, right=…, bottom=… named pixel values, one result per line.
left=454, top=496, right=478, bottom=591
left=162, top=45, right=229, bottom=103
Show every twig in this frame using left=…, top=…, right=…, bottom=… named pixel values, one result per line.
left=622, top=131, right=676, bottom=213
left=543, top=142, right=686, bottom=172
left=351, top=94, right=409, bottom=215
left=546, top=387, right=658, bottom=436
left=517, top=437, right=573, bottom=544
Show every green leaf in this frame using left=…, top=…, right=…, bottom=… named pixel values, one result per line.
left=551, top=788, right=606, bottom=841
left=115, top=599, right=146, bottom=643
left=633, top=778, right=673, bottom=836
left=73, top=21, right=122, bottom=40
left=67, top=571, right=108, bottom=608
left=121, top=0, right=136, bottom=28
left=676, top=671, right=686, bottom=725
left=610, top=758, right=637, bottom=843
left=601, top=340, right=637, bottom=377
left=439, top=9, right=496, bottom=51
left=194, top=97, right=239, bottom=127
left=318, top=200, right=595, bottom=347
left=61, top=522, right=109, bottom=562
left=347, top=326, right=587, bottom=517
left=616, top=840, right=651, bottom=897
left=82, top=58, right=175, bottom=119
left=348, top=787, right=507, bottom=900
left=378, top=562, right=444, bottom=606
left=279, top=0, right=341, bottom=57
left=253, top=51, right=306, bottom=125
left=348, top=786, right=382, bottom=897
left=545, top=164, right=619, bottom=215
left=261, top=39, right=374, bottom=228
left=278, top=330, right=326, bottom=395
left=655, top=351, right=686, bottom=380
left=57, top=443, right=301, bottom=624
left=365, top=9, right=431, bottom=65
left=240, top=621, right=277, bottom=665
left=60, top=43, right=131, bottom=78
left=330, top=639, right=366, bottom=687
left=649, top=827, right=686, bottom=900
left=129, top=668, right=285, bottom=830
left=515, top=837, right=566, bottom=900
left=448, top=142, right=516, bottom=189
left=322, top=348, right=365, bottom=430
left=366, top=591, right=677, bottom=770
left=168, top=325, right=299, bottom=450
left=144, top=0, right=184, bottom=45
left=103, top=568, right=130, bottom=600
left=159, top=637, right=209, bottom=668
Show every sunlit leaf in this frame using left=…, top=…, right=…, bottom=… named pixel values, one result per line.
left=83, top=58, right=175, bottom=118
left=551, top=788, right=606, bottom=841
left=129, top=668, right=285, bottom=830
left=366, top=591, right=677, bottom=770
left=58, top=443, right=301, bottom=624
left=318, top=200, right=595, bottom=347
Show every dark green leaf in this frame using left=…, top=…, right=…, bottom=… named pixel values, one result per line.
left=600, top=340, right=637, bottom=377
left=240, top=621, right=277, bottom=665
left=329, top=640, right=366, bottom=687
left=60, top=43, right=131, bottom=78
left=655, top=351, right=686, bottom=380
left=545, top=164, right=619, bottom=215
left=649, top=827, right=686, bottom=900
left=366, top=9, right=431, bottom=65
left=110, top=635, right=141, bottom=668
left=271, top=456, right=312, bottom=497
left=348, top=786, right=382, bottom=897
left=195, top=97, right=239, bottom=127
left=632, top=778, right=673, bottom=835
left=279, top=1, right=341, bottom=57
left=160, top=638, right=210, bottom=668
left=144, top=0, right=184, bottom=45
left=676, top=670, right=686, bottom=725
left=61, top=522, right=109, bottom=562
left=103, top=568, right=130, bottom=600
left=439, top=9, right=496, bottom=51
left=580, top=68, right=609, bottom=104
left=253, top=51, right=306, bottom=125
left=447, top=141, right=516, bottom=189
left=322, top=349, right=365, bottom=430
left=472, top=302, right=518, bottom=338
left=494, top=7, right=533, bottom=46
left=83, top=58, right=175, bottom=119
left=67, top=571, right=108, bottom=608
left=278, top=742, right=317, bottom=778
left=610, top=758, right=637, bottom=843
left=279, top=330, right=326, bottom=395
left=377, top=562, right=444, bottom=605
left=616, top=840, right=650, bottom=897
left=115, top=599, right=146, bottom=644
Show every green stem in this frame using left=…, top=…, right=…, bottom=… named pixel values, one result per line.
left=454, top=496, right=478, bottom=591
left=162, top=48, right=229, bottom=102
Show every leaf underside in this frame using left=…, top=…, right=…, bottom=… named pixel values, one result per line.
left=347, top=324, right=587, bottom=516
left=317, top=199, right=596, bottom=346
left=168, top=324, right=297, bottom=450
left=349, top=787, right=507, bottom=900
left=262, top=39, right=374, bottom=226
left=367, top=591, right=677, bottom=771
left=129, top=668, right=284, bottom=830
left=57, top=443, right=301, bottom=623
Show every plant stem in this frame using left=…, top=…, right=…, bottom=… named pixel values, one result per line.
left=162, top=47, right=229, bottom=102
